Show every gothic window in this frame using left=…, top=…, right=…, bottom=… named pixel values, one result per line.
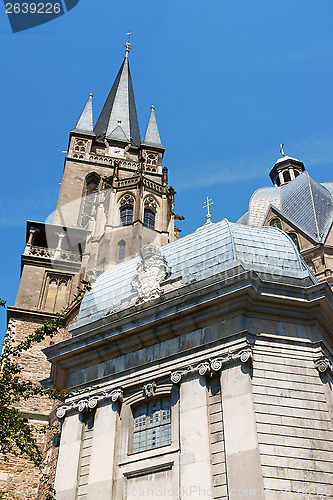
left=120, top=207, right=133, bottom=225
left=143, top=197, right=157, bottom=228
left=288, top=232, right=300, bottom=251
left=269, top=217, right=282, bottom=229
left=119, top=194, right=135, bottom=226
left=117, top=240, right=126, bottom=262
left=42, top=274, right=72, bottom=313
left=132, top=398, right=171, bottom=454
left=80, top=173, right=101, bottom=228
left=144, top=209, right=155, bottom=228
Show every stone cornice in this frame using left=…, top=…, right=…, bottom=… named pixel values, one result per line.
left=45, top=268, right=333, bottom=376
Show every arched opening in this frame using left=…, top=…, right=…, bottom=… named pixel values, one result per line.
left=144, top=209, right=155, bottom=228
left=283, top=170, right=291, bottom=183
left=119, top=194, right=135, bottom=226
left=288, top=232, right=300, bottom=251
left=117, top=240, right=126, bottom=262
left=294, top=170, right=300, bottom=178
left=269, top=218, right=282, bottom=229
left=79, top=173, right=101, bottom=227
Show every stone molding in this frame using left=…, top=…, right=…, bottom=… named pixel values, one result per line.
left=314, top=357, right=333, bottom=374
left=132, top=243, right=171, bottom=303
left=170, top=347, right=253, bottom=384
left=56, top=388, right=123, bottom=419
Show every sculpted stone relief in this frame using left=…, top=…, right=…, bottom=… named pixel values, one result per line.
left=132, top=243, right=171, bottom=302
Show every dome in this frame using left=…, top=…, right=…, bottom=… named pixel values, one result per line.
left=74, top=219, right=312, bottom=329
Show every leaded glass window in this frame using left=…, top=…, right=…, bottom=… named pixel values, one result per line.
left=132, top=398, right=171, bottom=453
left=120, top=206, right=133, bottom=226
left=143, top=208, right=155, bottom=228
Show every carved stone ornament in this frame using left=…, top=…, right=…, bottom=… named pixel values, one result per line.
left=314, top=358, right=332, bottom=374
left=143, top=382, right=157, bottom=398
left=131, top=243, right=171, bottom=302
left=171, top=362, right=211, bottom=384
left=170, top=348, right=253, bottom=384
left=56, top=388, right=123, bottom=419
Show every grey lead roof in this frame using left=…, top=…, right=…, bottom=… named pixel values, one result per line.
left=94, top=57, right=141, bottom=146
left=72, top=94, right=95, bottom=135
left=142, top=107, right=164, bottom=149
left=74, top=219, right=311, bottom=329
left=246, top=171, right=333, bottom=243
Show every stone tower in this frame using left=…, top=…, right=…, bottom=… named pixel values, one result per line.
left=0, top=45, right=181, bottom=500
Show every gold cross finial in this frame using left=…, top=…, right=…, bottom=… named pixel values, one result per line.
left=203, top=196, right=213, bottom=223
left=125, top=32, right=131, bottom=57
left=280, top=143, right=285, bottom=157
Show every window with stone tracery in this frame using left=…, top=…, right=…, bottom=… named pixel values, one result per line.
left=143, top=197, right=157, bottom=228
left=146, top=153, right=158, bottom=173
left=132, top=398, right=171, bottom=453
left=119, top=194, right=135, bottom=226
left=41, top=274, right=72, bottom=313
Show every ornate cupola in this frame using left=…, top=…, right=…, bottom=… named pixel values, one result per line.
left=269, top=155, right=305, bottom=187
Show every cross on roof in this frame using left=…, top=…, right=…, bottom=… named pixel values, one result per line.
left=203, top=196, right=213, bottom=223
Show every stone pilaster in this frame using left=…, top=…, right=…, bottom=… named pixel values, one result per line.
left=54, top=413, right=83, bottom=500
left=220, top=361, right=265, bottom=499
left=179, top=375, right=213, bottom=498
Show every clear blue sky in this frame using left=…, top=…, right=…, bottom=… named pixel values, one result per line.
left=1, top=0, right=333, bottom=341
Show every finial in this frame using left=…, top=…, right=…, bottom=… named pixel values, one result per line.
left=89, top=93, right=93, bottom=98
left=150, top=105, right=155, bottom=110
left=280, top=143, right=285, bottom=157
left=203, top=196, right=213, bottom=223
left=125, top=31, right=131, bottom=57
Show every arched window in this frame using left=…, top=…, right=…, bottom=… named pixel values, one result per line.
left=144, top=209, right=155, bottom=228
left=269, top=218, right=282, bottom=229
left=132, top=397, right=171, bottom=453
left=283, top=170, right=291, bottom=183
left=143, top=197, right=157, bottom=228
left=80, top=173, right=100, bottom=227
left=294, top=170, right=300, bottom=178
left=117, top=240, right=126, bottom=262
left=288, top=232, right=300, bottom=251
left=119, top=194, right=135, bottom=226
left=120, top=206, right=133, bottom=225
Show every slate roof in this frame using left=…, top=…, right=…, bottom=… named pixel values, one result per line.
left=72, top=94, right=95, bottom=135
left=75, top=219, right=312, bottom=328
left=246, top=172, right=333, bottom=243
left=94, top=57, right=141, bottom=146
left=142, top=107, right=164, bottom=149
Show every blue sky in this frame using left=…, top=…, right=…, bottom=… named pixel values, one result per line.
left=1, top=0, right=333, bottom=340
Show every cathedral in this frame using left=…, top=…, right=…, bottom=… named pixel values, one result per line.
left=1, top=40, right=333, bottom=500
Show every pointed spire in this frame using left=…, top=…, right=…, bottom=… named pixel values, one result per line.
left=142, top=106, right=164, bottom=149
left=94, top=57, right=141, bottom=146
left=72, top=93, right=95, bottom=135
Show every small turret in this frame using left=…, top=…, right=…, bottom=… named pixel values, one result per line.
left=269, top=155, right=305, bottom=187
left=71, top=93, right=95, bottom=136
